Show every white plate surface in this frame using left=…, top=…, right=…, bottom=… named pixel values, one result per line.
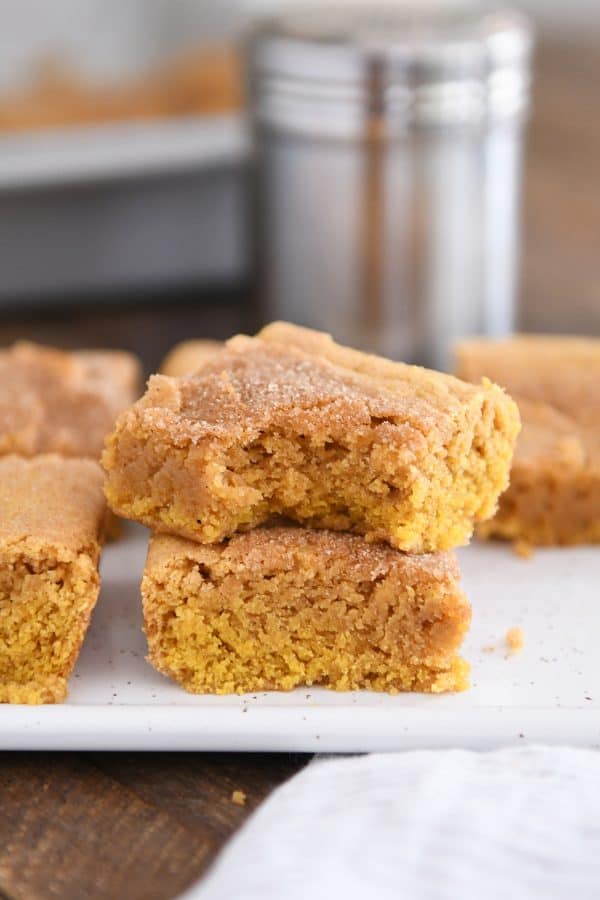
left=2, top=526, right=599, bottom=751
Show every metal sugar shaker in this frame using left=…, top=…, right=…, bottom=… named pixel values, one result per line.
left=248, top=4, right=534, bottom=370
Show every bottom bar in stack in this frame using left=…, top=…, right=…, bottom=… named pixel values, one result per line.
left=142, top=527, right=471, bottom=695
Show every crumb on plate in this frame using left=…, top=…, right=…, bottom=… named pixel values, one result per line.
left=231, top=790, right=247, bottom=806
left=506, top=627, right=524, bottom=654
left=512, top=539, right=534, bottom=559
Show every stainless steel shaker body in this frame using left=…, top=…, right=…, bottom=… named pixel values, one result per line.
left=249, top=6, right=534, bottom=370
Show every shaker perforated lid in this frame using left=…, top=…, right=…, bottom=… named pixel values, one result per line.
left=249, top=4, right=534, bottom=135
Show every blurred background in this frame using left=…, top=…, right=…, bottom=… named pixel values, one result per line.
left=0, top=0, right=597, bottom=374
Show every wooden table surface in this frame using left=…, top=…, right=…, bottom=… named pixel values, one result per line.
left=1, top=33, right=599, bottom=900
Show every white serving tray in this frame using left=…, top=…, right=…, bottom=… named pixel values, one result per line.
left=2, top=526, right=599, bottom=752
left=0, top=115, right=250, bottom=302
left=0, top=114, right=248, bottom=190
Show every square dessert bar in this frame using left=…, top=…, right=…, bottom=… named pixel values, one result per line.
left=456, top=335, right=600, bottom=427
left=104, top=323, right=520, bottom=553
left=0, top=341, right=141, bottom=459
left=142, top=527, right=471, bottom=694
left=456, top=336, right=600, bottom=544
left=160, top=339, right=223, bottom=377
left=0, top=455, right=107, bottom=703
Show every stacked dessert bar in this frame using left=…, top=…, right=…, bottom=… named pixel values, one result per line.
left=0, top=342, right=140, bottom=702
left=104, top=323, right=520, bottom=695
left=457, top=336, right=600, bottom=546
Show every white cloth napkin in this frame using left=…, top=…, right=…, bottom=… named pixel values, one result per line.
left=183, top=746, right=600, bottom=900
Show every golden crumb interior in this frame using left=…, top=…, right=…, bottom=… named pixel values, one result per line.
left=0, top=548, right=100, bottom=704
left=114, top=412, right=510, bottom=552
left=142, top=531, right=471, bottom=695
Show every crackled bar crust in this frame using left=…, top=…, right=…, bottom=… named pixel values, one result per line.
left=457, top=336, right=600, bottom=545
left=142, top=527, right=471, bottom=694
left=160, top=340, right=223, bottom=377
left=104, top=324, right=519, bottom=553
left=0, top=455, right=107, bottom=704
left=0, top=341, right=141, bottom=459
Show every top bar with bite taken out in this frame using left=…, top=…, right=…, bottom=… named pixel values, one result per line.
left=103, top=323, right=520, bottom=553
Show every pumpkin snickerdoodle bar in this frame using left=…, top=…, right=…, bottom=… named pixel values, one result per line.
left=0, top=341, right=141, bottom=459
left=104, top=323, right=520, bottom=553
left=142, top=527, right=471, bottom=694
left=456, top=335, right=600, bottom=425
left=160, top=339, right=223, bottom=377
left=456, top=335, right=600, bottom=544
left=0, top=455, right=107, bottom=703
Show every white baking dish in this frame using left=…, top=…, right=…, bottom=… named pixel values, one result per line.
left=0, top=115, right=250, bottom=303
